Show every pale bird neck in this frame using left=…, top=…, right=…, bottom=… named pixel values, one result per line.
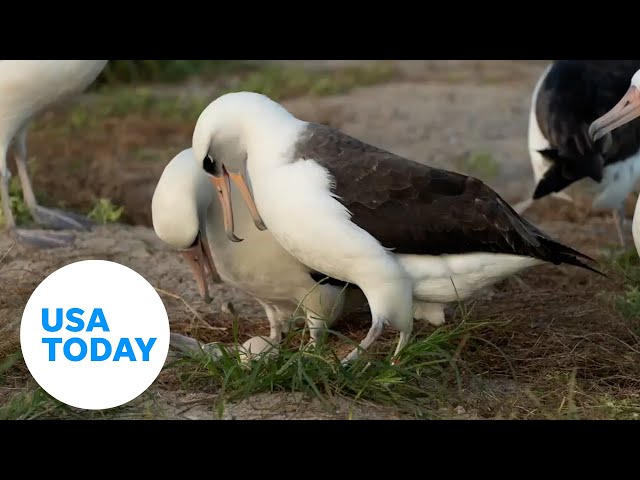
left=239, top=115, right=306, bottom=177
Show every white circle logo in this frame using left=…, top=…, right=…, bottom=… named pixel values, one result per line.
left=19, top=260, right=170, bottom=410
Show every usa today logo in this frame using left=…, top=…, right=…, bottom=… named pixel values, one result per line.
left=20, top=260, right=170, bottom=410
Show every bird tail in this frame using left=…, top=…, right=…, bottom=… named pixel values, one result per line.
left=537, top=236, right=607, bottom=278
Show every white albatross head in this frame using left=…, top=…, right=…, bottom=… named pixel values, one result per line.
left=191, top=91, right=301, bottom=242
left=589, top=68, right=640, bottom=142
left=151, top=148, right=220, bottom=303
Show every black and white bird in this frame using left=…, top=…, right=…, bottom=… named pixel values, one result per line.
left=521, top=60, right=640, bottom=246
left=589, top=68, right=640, bottom=257
left=0, top=60, right=108, bottom=248
left=152, top=147, right=367, bottom=345
left=191, top=91, right=603, bottom=363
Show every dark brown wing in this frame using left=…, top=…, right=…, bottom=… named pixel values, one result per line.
left=293, top=123, right=601, bottom=273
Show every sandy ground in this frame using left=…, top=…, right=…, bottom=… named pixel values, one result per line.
left=1, top=60, right=638, bottom=419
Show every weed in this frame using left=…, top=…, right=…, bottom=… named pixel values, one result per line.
left=0, top=176, right=32, bottom=227
left=87, top=198, right=124, bottom=224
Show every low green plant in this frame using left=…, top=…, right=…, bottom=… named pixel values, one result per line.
left=87, top=198, right=124, bottom=224
left=0, top=177, right=32, bottom=227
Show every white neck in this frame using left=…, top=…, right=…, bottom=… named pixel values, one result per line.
left=244, top=116, right=305, bottom=171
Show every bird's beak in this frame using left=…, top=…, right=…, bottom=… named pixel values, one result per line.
left=227, top=170, right=267, bottom=232
left=209, top=165, right=267, bottom=242
left=209, top=166, right=243, bottom=242
left=180, top=231, right=221, bottom=303
left=589, top=85, right=640, bottom=142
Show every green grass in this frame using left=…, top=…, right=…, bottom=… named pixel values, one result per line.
left=49, top=88, right=212, bottom=130
left=611, top=248, right=640, bottom=284
left=0, top=305, right=486, bottom=419
left=234, top=62, right=398, bottom=101
left=0, top=384, right=70, bottom=420
left=0, top=384, right=164, bottom=420
left=34, top=62, right=400, bottom=133
left=95, top=60, right=258, bottom=87
left=615, top=285, right=640, bottom=320
left=167, top=308, right=489, bottom=418
left=608, top=249, right=640, bottom=327
left=94, top=61, right=399, bottom=95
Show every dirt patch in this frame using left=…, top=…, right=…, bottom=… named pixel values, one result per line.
left=2, top=60, right=639, bottom=419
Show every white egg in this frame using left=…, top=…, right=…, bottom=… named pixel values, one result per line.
left=238, top=335, right=279, bottom=363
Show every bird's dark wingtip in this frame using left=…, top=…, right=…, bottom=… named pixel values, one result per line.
left=537, top=235, right=607, bottom=277
left=571, top=258, right=608, bottom=278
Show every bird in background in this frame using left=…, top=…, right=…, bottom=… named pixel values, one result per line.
left=0, top=60, right=108, bottom=249
left=589, top=67, right=640, bottom=257
left=517, top=60, right=640, bottom=248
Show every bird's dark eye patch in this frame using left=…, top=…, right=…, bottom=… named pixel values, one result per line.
left=202, top=155, right=220, bottom=176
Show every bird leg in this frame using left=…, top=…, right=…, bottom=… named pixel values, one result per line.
left=13, top=127, right=93, bottom=232
left=341, top=317, right=385, bottom=364
left=1, top=168, right=15, bottom=230
left=391, top=329, right=413, bottom=366
left=257, top=300, right=285, bottom=344
left=612, top=205, right=628, bottom=248
left=1, top=165, right=74, bottom=249
left=342, top=275, right=414, bottom=365
left=304, top=312, right=329, bottom=349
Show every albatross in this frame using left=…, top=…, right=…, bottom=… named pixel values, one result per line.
left=520, top=60, right=640, bottom=247
left=589, top=68, right=640, bottom=257
left=152, top=147, right=366, bottom=344
left=0, top=60, right=108, bottom=248
left=191, top=91, right=604, bottom=363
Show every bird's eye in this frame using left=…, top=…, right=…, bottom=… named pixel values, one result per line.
left=202, top=155, right=218, bottom=175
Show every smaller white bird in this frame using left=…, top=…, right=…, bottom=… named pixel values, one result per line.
left=589, top=68, right=640, bottom=257
left=152, top=149, right=221, bottom=304
left=152, top=148, right=366, bottom=345
left=0, top=60, right=109, bottom=248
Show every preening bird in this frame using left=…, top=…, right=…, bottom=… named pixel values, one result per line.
left=191, top=91, right=603, bottom=363
left=0, top=60, right=109, bottom=248
left=151, top=147, right=366, bottom=344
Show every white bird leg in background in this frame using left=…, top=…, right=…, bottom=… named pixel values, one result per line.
left=13, top=126, right=94, bottom=230
left=634, top=195, right=640, bottom=257
left=0, top=141, right=73, bottom=248
left=613, top=204, right=628, bottom=248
